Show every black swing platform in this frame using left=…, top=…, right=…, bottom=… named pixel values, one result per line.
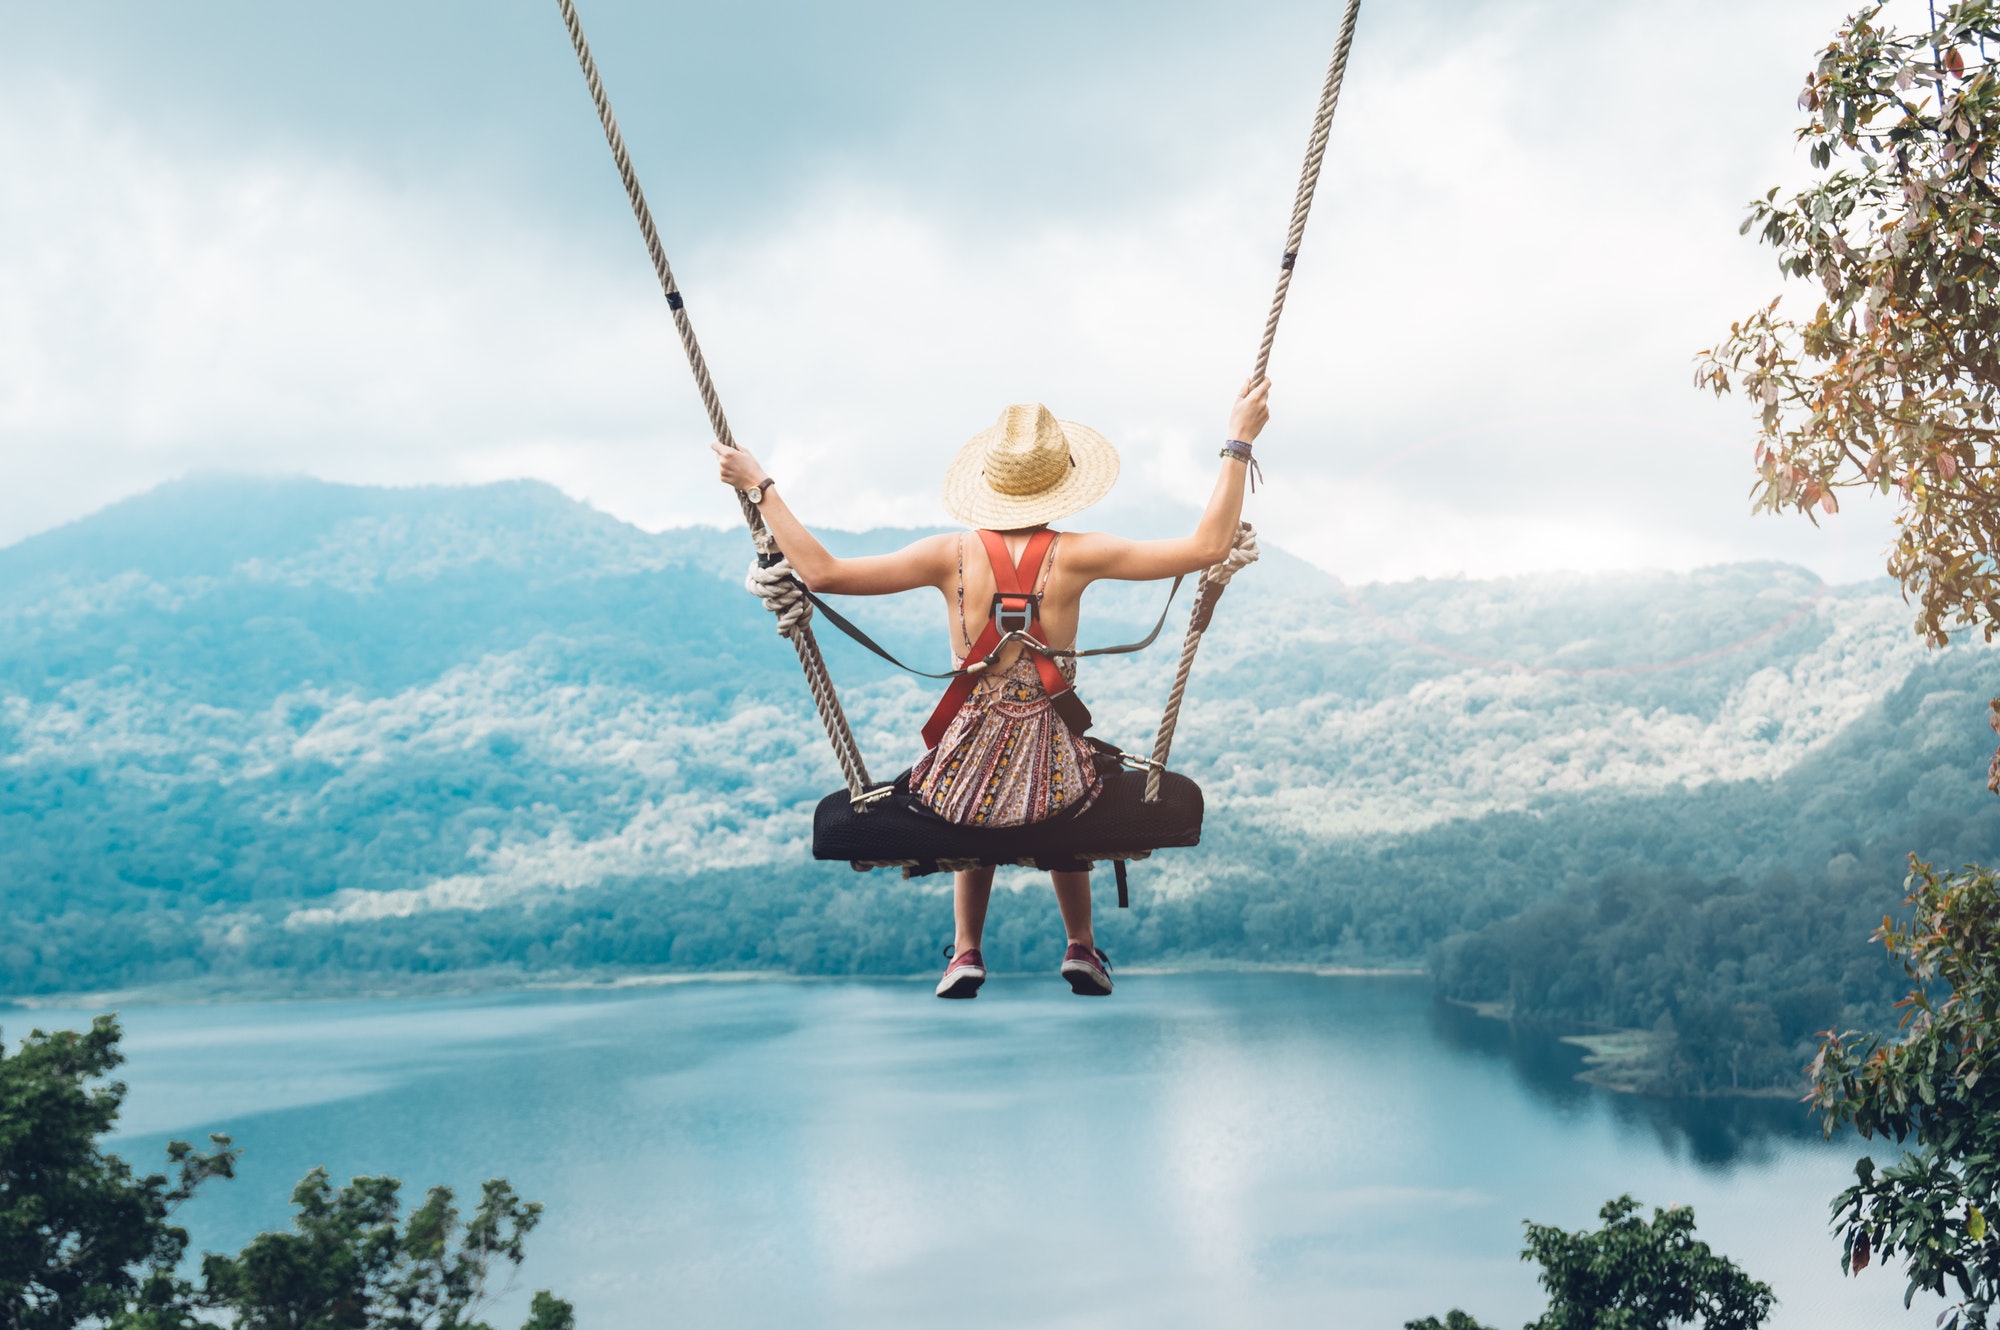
left=812, top=767, right=1204, bottom=905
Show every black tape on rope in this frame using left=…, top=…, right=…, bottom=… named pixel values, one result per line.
left=1281, top=251, right=1298, bottom=270
left=666, top=291, right=684, bottom=310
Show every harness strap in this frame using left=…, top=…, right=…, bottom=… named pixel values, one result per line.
left=922, top=530, right=1093, bottom=749
left=976, top=530, right=1074, bottom=708
left=774, top=555, right=1184, bottom=678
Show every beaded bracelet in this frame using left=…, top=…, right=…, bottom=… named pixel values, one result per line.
left=1219, top=439, right=1263, bottom=491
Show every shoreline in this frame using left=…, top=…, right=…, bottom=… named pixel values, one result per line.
left=1444, top=998, right=1809, bottom=1101
left=1, top=960, right=1428, bottom=1013
left=12, top=972, right=1812, bottom=1104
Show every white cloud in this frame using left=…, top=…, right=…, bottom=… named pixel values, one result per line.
left=0, top=0, right=1907, bottom=585
left=0, top=78, right=684, bottom=535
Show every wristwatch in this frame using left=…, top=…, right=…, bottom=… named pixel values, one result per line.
left=746, top=476, right=776, bottom=505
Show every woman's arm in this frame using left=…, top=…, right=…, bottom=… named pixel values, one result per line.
left=711, top=443, right=953, bottom=595
left=1065, top=377, right=1271, bottom=583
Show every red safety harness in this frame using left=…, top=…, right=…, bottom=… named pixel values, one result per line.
left=920, top=529, right=1094, bottom=750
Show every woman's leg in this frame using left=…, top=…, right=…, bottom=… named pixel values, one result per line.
left=954, top=867, right=995, bottom=954
left=1050, top=869, right=1094, bottom=950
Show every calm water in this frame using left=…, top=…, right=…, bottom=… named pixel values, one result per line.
left=14, top=974, right=1937, bottom=1329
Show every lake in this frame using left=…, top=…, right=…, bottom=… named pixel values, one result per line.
left=16, top=973, right=1936, bottom=1329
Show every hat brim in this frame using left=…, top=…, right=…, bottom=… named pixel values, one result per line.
left=941, top=419, right=1120, bottom=530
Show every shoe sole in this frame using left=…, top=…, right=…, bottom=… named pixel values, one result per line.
left=1061, top=960, right=1113, bottom=997
left=936, top=967, right=986, bottom=999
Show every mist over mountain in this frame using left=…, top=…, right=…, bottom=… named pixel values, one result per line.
left=5, top=476, right=1997, bottom=1089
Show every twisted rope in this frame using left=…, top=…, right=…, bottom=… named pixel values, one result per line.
left=1144, top=1, right=1359, bottom=800
left=1145, top=524, right=1260, bottom=801
left=746, top=557, right=813, bottom=638
left=1252, top=0, right=1362, bottom=385
left=557, top=0, right=872, bottom=800
left=741, top=553, right=879, bottom=801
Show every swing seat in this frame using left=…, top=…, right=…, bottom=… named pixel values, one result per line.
left=811, top=767, right=1204, bottom=887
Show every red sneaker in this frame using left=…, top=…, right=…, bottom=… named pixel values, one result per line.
left=1060, top=943, right=1113, bottom=996
left=936, top=946, right=986, bottom=999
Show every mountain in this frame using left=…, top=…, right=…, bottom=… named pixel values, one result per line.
left=4, top=475, right=1998, bottom=1089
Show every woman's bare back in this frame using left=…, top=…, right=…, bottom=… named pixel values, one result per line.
left=947, top=529, right=1085, bottom=669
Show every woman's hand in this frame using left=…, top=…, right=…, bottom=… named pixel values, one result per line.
left=710, top=440, right=770, bottom=491
left=1226, top=377, right=1272, bottom=444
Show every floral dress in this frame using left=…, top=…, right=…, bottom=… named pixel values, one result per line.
left=907, top=534, right=1104, bottom=827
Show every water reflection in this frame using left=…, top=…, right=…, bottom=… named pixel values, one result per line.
left=1427, top=997, right=1829, bottom=1168
left=26, top=974, right=1916, bottom=1330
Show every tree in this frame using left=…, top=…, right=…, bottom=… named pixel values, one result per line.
left=0, top=1014, right=235, bottom=1330
left=201, top=1171, right=559, bottom=1330
left=1698, top=1, right=2000, bottom=647
left=1707, top=8, right=2000, bottom=1325
left=1810, top=858, right=2000, bottom=1330
left=1520, top=1197, right=1773, bottom=1330
left=1406, top=1196, right=1772, bottom=1330
left=1405, top=1313, right=1497, bottom=1330
left=0, top=1014, right=572, bottom=1330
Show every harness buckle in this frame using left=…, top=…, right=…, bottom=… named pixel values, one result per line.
left=991, top=592, right=1041, bottom=637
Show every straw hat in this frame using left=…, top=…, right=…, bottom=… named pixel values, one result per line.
left=941, top=403, right=1120, bottom=530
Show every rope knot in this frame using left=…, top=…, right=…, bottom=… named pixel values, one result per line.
left=1205, top=522, right=1262, bottom=590
left=746, top=557, right=813, bottom=639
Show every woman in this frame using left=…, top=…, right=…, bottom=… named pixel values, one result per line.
left=712, top=377, right=1270, bottom=999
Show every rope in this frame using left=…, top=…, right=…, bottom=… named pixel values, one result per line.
left=1145, top=524, right=1260, bottom=801
left=1252, top=0, right=1362, bottom=385
left=1144, top=0, right=1359, bottom=801
left=746, top=557, right=813, bottom=638
left=743, top=555, right=872, bottom=785
left=557, top=0, right=872, bottom=801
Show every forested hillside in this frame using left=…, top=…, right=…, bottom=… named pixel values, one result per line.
left=4, top=476, right=1996, bottom=1092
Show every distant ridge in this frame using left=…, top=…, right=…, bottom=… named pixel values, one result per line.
left=1, top=474, right=1993, bottom=1057
left=1, top=474, right=693, bottom=586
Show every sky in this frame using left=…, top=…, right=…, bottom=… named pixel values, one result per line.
left=0, top=0, right=1913, bottom=584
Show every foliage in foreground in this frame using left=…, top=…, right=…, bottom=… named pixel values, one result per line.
left=1811, top=858, right=2000, bottom=1330
left=1518, top=1197, right=1773, bottom=1330
left=1700, top=0, right=2000, bottom=647
left=1405, top=1312, right=1498, bottom=1330
left=1409, top=1196, right=1772, bottom=1330
left=198, top=1170, right=572, bottom=1330
left=0, top=1014, right=236, bottom=1330
left=1709, top=6, right=2000, bottom=1323
left=0, top=1015, right=572, bottom=1330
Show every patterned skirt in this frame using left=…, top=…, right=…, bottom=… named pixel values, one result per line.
left=909, top=654, right=1104, bottom=828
